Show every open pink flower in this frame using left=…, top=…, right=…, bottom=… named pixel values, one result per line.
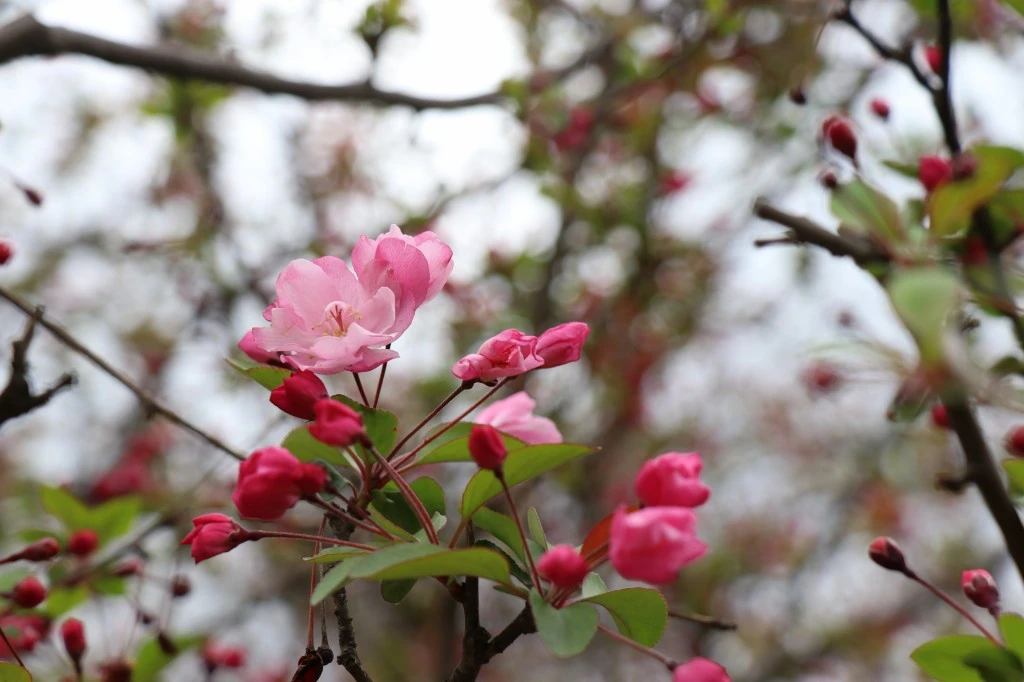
left=475, top=392, right=561, bottom=444
left=246, top=227, right=452, bottom=375
left=634, top=452, right=710, bottom=508
left=609, top=506, right=706, bottom=584
left=452, top=329, right=544, bottom=382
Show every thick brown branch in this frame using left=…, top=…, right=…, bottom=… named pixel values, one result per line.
left=0, top=286, right=244, bottom=460
left=327, top=517, right=374, bottom=682
left=0, top=308, right=75, bottom=427
left=445, top=577, right=492, bottom=682
left=0, top=14, right=503, bottom=111
left=752, top=199, right=884, bottom=264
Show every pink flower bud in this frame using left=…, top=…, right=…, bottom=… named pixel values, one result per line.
left=925, top=44, right=942, bottom=72
left=870, top=98, right=890, bottom=120
left=673, top=658, right=731, bottom=682
left=468, top=424, right=507, bottom=471
left=270, top=371, right=328, bottom=420
left=609, top=506, right=707, bottom=584
left=1006, top=426, right=1024, bottom=458
left=11, top=537, right=60, bottom=562
left=931, top=404, right=949, bottom=429
left=232, top=447, right=327, bottom=520
left=203, top=642, right=247, bottom=670
left=537, top=545, right=589, bottom=589
left=68, top=529, right=99, bottom=557
left=961, top=569, right=999, bottom=610
left=0, top=240, right=12, bottom=266
left=919, top=155, right=953, bottom=192
left=634, top=452, right=710, bottom=508
left=237, top=330, right=280, bottom=365
left=309, top=399, right=366, bottom=447
left=181, top=514, right=248, bottom=563
left=61, top=618, right=86, bottom=660
left=868, top=536, right=907, bottom=573
left=536, top=322, right=590, bottom=369
left=822, top=116, right=857, bottom=161
left=11, top=576, right=47, bottom=608
left=659, top=170, right=692, bottom=195
left=452, top=329, right=544, bottom=383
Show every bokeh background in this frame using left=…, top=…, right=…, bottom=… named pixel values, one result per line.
left=3, top=0, right=1024, bottom=679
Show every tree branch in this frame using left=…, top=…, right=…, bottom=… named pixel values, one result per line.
left=752, top=199, right=885, bottom=264
left=327, top=517, right=374, bottom=682
left=0, top=307, right=75, bottom=427
left=445, top=577, right=492, bottom=682
left=0, top=14, right=503, bottom=111
left=0, top=286, right=244, bottom=460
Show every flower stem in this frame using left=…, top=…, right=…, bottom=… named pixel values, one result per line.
left=373, top=349, right=391, bottom=408
left=0, top=626, right=27, bottom=669
left=497, top=471, right=543, bottom=591
left=248, top=530, right=375, bottom=551
left=596, top=624, right=677, bottom=668
left=392, top=378, right=512, bottom=471
left=307, top=516, right=327, bottom=650
left=387, top=384, right=468, bottom=459
left=352, top=372, right=370, bottom=406
left=907, top=570, right=1000, bottom=643
left=365, top=444, right=440, bottom=544
left=308, top=496, right=395, bottom=539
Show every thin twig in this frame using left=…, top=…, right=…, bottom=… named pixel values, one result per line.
left=0, top=286, right=244, bottom=460
left=667, top=609, right=738, bottom=631
left=752, top=199, right=884, bottom=264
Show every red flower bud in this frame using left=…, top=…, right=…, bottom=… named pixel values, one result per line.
left=468, top=424, right=507, bottom=471
left=952, top=153, right=978, bottom=181
left=788, top=87, right=807, bottom=105
left=1006, top=426, right=1024, bottom=458
left=10, top=576, right=47, bottom=608
left=931, top=404, right=949, bottom=429
left=659, top=170, right=692, bottom=195
left=868, top=536, right=908, bottom=573
left=961, top=569, right=999, bottom=610
left=233, top=447, right=327, bottom=520
left=61, top=618, right=87, bottom=660
left=803, top=361, right=843, bottom=394
left=822, top=116, right=858, bottom=161
left=925, top=44, right=942, bottom=73
left=181, top=514, right=248, bottom=564
left=0, top=240, right=12, bottom=265
left=170, top=575, right=191, bottom=597
left=537, top=545, right=589, bottom=589
left=818, top=170, right=839, bottom=189
left=919, top=155, right=953, bottom=192
left=68, top=529, right=99, bottom=557
left=203, top=642, right=247, bottom=670
left=309, top=399, right=365, bottom=447
left=269, top=370, right=328, bottom=420
left=870, top=98, right=890, bottom=120
left=112, top=557, right=144, bottom=577
left=20, top=537, right=60, bottom=562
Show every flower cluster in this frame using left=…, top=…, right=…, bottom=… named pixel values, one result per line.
left=452, top=322, right=589, bottom=383
left=610, top=452, right=710, bottom=584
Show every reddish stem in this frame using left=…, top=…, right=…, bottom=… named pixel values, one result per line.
left=248, top=530, right=375, bottom=551
left=0, top=626, right=27, bottom=669
left=387, top=383, right=468, bottom=460
left=595, top=624, right=676, bottom=668
left=365, top=444, right=440, bottom=544
left=498, top=471, right=543, bottom=591
left=907, top=570, right=1000, bottom=643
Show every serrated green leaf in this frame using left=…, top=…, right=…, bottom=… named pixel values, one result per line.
left=0, top=663, right=32, bottom=682
left=471, top=507, right=525, bottom=560
left=459, top=444, right=597, bottom=519
left=225, top=357, right=291, bottom=390
left=131, top=635, right=203, bottom=681
left=281, top=426, right=347, bottom=465
left=831, top=179, right=905, bottom=243
left=579, top=588, right=668, bottom=647
left=912, top=634, right=1003, bottom=682
left=887, top=268, right=960, bottom=364
left=529, top=592, right=598, bottom=657
left=311, top=544, right=512, bottom=605
left=930, top=146, right=1024, bottom=238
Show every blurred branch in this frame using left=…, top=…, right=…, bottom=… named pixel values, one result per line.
left=752, top=199, right=885, bottom=264
left=0, top=286, right=245, bottom=461
left=0, top=307, right=75, bottom=427
left=447, top=577, right=491, bottom=682
left=667, top=609, right=737, bottom=631
left=0, top=14, right=503, bottom=111
left=327, top=517, right=374, bottom=682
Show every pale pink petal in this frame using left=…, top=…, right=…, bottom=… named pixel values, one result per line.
left=275, top=259, right=344, bottom=324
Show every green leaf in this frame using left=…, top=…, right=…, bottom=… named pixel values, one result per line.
left=415, top=427, right=525, bottom=466
left=1002, top=613, right=1024, bottom=661
left=89, top=496, right=142, bottom=544
left=91, top=575, right=127, bottom=596
left=40, top=586, right=89, bottom=618
left=132, top=635, right=203, bottom=681
left=40, top=486, right=90, bottom=530
left=0, top=663, right=32, bottom=682
left=963, top=646, right=1023, bottom=681
left=470, top=507, right=525, bottom=560
left=333, top=395, right=399, bottom=456
left=580, top=572, right=608, bottom=598
left=371, top=478, right=447, bottom=534
left=831, top=179, right=905, bottom=243
left=281, top=426, right=347, bottom=466
left=930, top=146, right=1024, bottom=238
left=580, top=588, right=668, bottom=647
left=312, top=544, right=512, bottom=605
left=225, top=357, right=291, bottom=390
left=460, top=444, right=598, bottom=519
left=912, top=635, right=1006, bottom=682
left=309, top=546, right=373, bottom=563
left=528, top=592, right=598, bottom=658
left=527, top=507, right=547, bottom=549
left=1005, top=461, right=1024, bottom=497
left=381, top=579, right=417, bottom=604
left=887, top=268, right=960, bottom=365
left=884, top=159, right=922, bottom=179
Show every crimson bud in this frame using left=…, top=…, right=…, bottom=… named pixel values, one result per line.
left=468, top=424, right=507, bottom=471
left=868, top=536, right=908, bottom=573
left=961, top=569, right=999, bottom=610
left=68, top=529, right=99, bottom=557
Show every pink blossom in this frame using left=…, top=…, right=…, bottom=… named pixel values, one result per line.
left=537, top=545, right=589, bottom=589
left=469, top=424, right=507, bottom=470
left=634, top=452, right=710, bottom=508
left=535, top=322, right=589, bottom=368
left=452, top=329, right=544, bottom=382
left=238, top=330, right=279, bottom=365
left=673, top=658, right=730, bottom=682
left=962, top=569, right=999, bottom=610
left=352, top=224, right=453, bottom=304
left=475, top=392, right=561, bottom=444
left=609, top=506, right=706, bottom=584
left=181, top=514, right=248, bottom=564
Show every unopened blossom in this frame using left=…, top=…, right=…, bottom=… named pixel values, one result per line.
left=868, top=536, right=908, bottom=573
left=1006, top=426, right=1024, bottom=458
left=10, top=576, right=47, bottom=608
left=181, top=514, right=248, bottom=563
left=537, top=545, right=589, bottom=589
left=452, top=329, right=544, bottom=382
left=919, top=155, right=953, bottom=193
left=634, top=452, right=710, bottom=508
left=309, top=399, right=366, bottom=447
left=535, top=322, right=589, bottom=369
left=68, top=529, right=99, bottom=557
left=609, top=506, right=706, bottom=584
left=61, top=618, right=86, bottom=661
left=962, top=569, right=999, bottom=610
left=468, top=424, right=508, bottom=471
left=232, top=447, right=327, bottom=520
left=269, top=370, right=328, bottom=420
left=673, top=658, right=731, bottom=682
left=821, top=116, right=857, bottom=162
left=475, top=392, right=561, bottom=444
